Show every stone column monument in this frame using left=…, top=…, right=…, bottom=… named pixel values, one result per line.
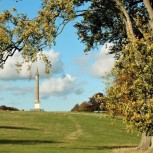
left=34, top=69, right=40, bottom=111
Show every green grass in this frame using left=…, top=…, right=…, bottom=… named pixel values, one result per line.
left=0, top=111, right=140, bottom=153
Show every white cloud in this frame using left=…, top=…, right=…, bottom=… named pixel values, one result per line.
left=0, top=49, right=64, bottom=80
left=40, top=74, right=84, bottom=99
left=0, top=74, right=84, bottom=98
left=0, top=82, right=33, bottom=96
left=74, top=43, right=115, bottom=78
left=91, top=43, right=115, bottom=78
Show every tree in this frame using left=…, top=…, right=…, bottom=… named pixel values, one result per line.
left=74, top=0, right=153, bottom=52
left=0, top=105, right=19, bottom=111
left=0, top=9, right=51, bottom=72
left=71, top=93, right=106, bottom=112
left=78, top=102, right=91, bottom=112
left=73, top=0, right=153, bottom=149
left=71, top=104, right=79, bottom=112
left=71, top=102, right=92, bottom=112
left=88, top=93, right=106, bottom=111
left=106, top=33, right=153, bottom=149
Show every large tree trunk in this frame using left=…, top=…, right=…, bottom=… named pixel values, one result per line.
left=150, top=136, right=153, bottom=149
left=143, top=0, right=153, bottom=30
left=138, top=133, right=153, bottom=149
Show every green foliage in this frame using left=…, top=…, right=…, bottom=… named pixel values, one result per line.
left=74, top=0, right=151, bottom=52
left=71, top=93, right=106, bottom=112
left=71, top=104, right=79, bottom=111
left=89, top=93, right=106, bottom=111
left=74, top=0, right=123, bottom=52
left=1, top=0, right=153, bottom=69
left=0, top=105, right=19, bottom=111
left=71, top=102, right=91, bottom=112
left=0, top=0, right=77, bottom=71
left=106, top=32, right=153, bottom=135
left=78, top=101, right=91, bottom=112
left=124, top=100, right=153, bottom=135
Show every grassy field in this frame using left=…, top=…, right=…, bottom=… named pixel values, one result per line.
left=0, top=111, right=149, bottom=153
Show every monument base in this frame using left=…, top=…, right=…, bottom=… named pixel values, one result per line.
left=30, top=108, right=44, bottom=112
left=34, top=102, right=40, bottom=110
left=34, top=108, right=41, bottom=111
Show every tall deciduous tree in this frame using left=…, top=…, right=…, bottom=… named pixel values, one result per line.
left=74, top=0, right=153, bottom=149
left=76, top=0, right=153, bottom=149
left=106, top=32, right=153, bottom=149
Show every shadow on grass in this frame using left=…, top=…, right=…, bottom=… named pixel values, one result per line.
left=61, top=145, right=137, bottom=151
left=0, top=139, right=62, bottom=145
left=0, top=126, right=39, bottom=131
left=87, top=145, right=137, bottom=150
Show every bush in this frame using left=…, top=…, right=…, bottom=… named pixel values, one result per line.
left=0, top=105, right=19, bottom=111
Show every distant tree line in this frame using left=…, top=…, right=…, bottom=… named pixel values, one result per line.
left=71, top=93, right=107, bottom=112
left=0, top=105, right=19, bottom=111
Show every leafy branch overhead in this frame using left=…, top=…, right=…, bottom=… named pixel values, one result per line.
left=0, top=0, right=77, bottom=70
left=1, top=0, right=153, bottom=67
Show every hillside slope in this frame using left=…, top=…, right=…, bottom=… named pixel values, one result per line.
left=0, top=111, right=140, bottom=153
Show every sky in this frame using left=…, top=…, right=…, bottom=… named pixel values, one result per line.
left=0, top=0, right=115, bottom=111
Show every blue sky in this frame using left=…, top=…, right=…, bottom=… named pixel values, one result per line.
left=0, top=0, right=115, bottom=111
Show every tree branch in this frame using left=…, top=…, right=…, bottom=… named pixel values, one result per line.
left=115, top=0, right=135, bottom=39
left=143, top=0, right=153, bottom=30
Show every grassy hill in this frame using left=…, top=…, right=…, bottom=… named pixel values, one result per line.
left=0, top=111, right=148, bottom=153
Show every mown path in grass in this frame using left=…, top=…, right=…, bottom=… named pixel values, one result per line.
left=0, top=111, right=140, bottom=153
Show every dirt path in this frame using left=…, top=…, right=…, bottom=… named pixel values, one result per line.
left=65, top=115, right=83, bottom=141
